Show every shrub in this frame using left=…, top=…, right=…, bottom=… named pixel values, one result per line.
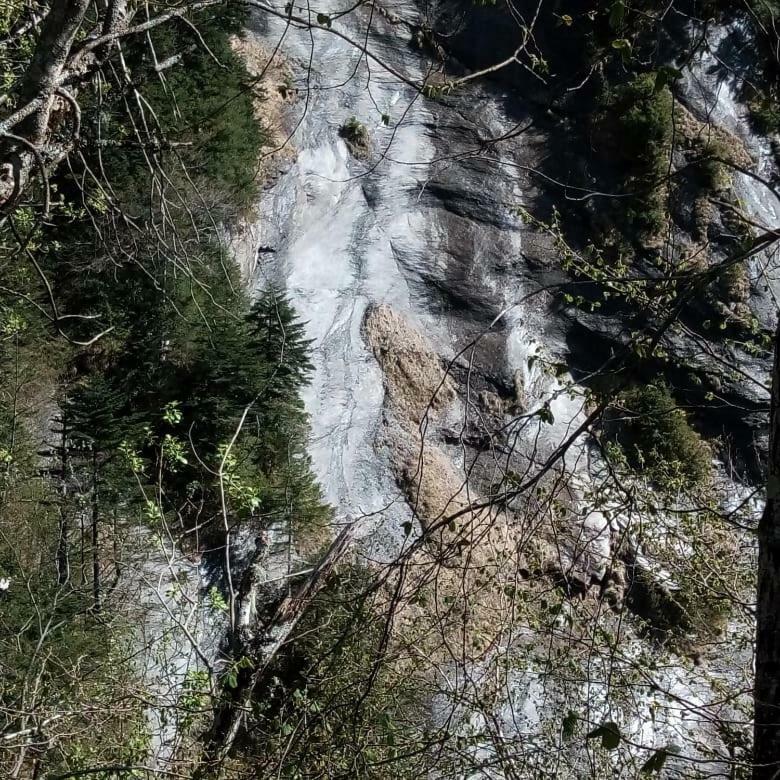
left=750, top=0, right=780, bottom=26
left=607, top=73, right=673, bottom=170
left=247, top=565, right=431, bottom=777
left=716, top=261, right=750, bottom=305
left=598, top=73, right=674, bottom=236
left=749, top=92, right=780, bottom=135
left=612, top=382, right=711, bottom=489
left=697, top=138, right=731, bottom=191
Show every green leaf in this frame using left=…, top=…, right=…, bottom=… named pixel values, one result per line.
left=641, top=750, right=667, bottom=774
left=609, top=1, right=625, bottom=30
left=381, top=113, right=390, bottom=126
left=316, top=12, right=331, bottom=26
left=641, top=745, right=680, bottom=774
left=562, top=710, right=578, bottom=738
left=586, top=721, right=621, bottom=750
left=538, top=403, right=555, bottom=425
left=402, top=521, right=413, bottom=536
left=654, top=65, right=682, bottom=92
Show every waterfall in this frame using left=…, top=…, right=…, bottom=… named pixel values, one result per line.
left=250, top=0, right=597, bottom=549
left=248, top=1, right=563, bottom=557
left=680, top=18, right=780, bottom=322
left=247, top=1, right=625, bottom=772
left=139, top=6, right=766, bottom=775
left=252, top=4, right=440, bottom=551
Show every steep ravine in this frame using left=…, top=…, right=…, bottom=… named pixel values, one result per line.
left=238, top=4, right=767, bottom=778
left=141, top=5, right=772, bottom=776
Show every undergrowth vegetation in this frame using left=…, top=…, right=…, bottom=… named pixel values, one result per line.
left=0, top=3, right=327, bottom=775
left=596, top=73, right=674, bottom=237
left=611, top=382, right=711, bottom=491
left=248, top=565, right=430, bottom=778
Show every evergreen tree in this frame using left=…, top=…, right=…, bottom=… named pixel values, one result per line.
left=246, top=289, right=314, bottom=404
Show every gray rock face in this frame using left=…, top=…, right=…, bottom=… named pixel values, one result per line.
left=428, top=4, right=776, bottom=480
left=238, top=2, right=765, bottom=777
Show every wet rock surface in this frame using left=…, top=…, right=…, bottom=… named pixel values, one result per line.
left=242, top=2, right=766, bottom=775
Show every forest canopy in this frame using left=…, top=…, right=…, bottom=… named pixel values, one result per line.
left=1, top=0, right=780, bottom=778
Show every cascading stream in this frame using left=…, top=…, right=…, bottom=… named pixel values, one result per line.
left=141, top=8, right=765, bottom=775
left=680, top=19, right=780, bottom=320
left=251, top=6, right=735, bottom=774
left=252, top=1, right=593, bottom=547
left=252, top=3, right=439, bottom=551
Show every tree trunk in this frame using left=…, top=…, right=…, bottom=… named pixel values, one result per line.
left=1, top=0, right=90, bottom=211
left=56, top=410, right=70, bottom=585
left=17, top=0, right=91, bottom=141
left=91, top=450, right=100, bottom=613
left=754, top=322, right=780, bottom=780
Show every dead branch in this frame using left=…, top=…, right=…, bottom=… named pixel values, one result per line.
left=196, top=522, right=356, bottom=777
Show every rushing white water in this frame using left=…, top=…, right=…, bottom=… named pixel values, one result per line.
left=251, top=0, right=601, bottom=550
left=680, top=19, right=780, bottom=319
left=131, top=8, right=767, bottom=775
left=252, top=5, right=431, bottom=549
left=127, top=528, right=219, bottom=768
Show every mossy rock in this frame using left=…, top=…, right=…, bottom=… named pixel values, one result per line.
left=339, top=116, right=371, bottom=159
left=717, top=261, right=750, bottom=305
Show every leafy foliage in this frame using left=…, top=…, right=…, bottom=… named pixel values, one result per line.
left=597, top=73, right=673, bottom=235
left=0, top=2, right=324, bottom=773
left=249, top=565, right=431, bottom=778
left=612, top=382, right=711, bottom=489
left=106, top=8, right=264, bottom=210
